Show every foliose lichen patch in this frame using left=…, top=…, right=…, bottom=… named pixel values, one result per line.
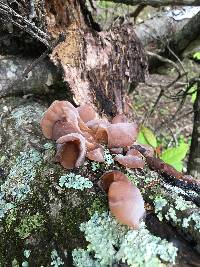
left=72, top=212, right=178, bottom=267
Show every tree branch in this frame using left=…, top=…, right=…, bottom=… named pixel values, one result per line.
left=104, top=0, right=200, bottom=7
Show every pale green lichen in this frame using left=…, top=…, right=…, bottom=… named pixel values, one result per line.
left=59, top=173, right=93, bottom=190
left=24, top=250, right=31, bottom=259
left=91, top=162, right=101, bottom=172
left=15, top=212, right=44, bottom=239
left=51, top=250, right=64, bottom=267
left=153, top=187, right=200, bottom=233
left=11, top=104, right=44, bottom=127
left=163, top=183, right=198, bottom=199
left=165, top=207, right=180, bottom=223
left=72, top=249, right=101, bottom=267
left=0, top=149, right=42, bottom=220
left=104, top=149, right=114, bottom=165
left=154, top=196, right=168, bottom=221
left=182, top=212, right=200, bottom=231
left=174, top=196, right=189, bottom=211
left=72, top=212, right=178, bottom=267
left=43, top=142, right=55, bottom=150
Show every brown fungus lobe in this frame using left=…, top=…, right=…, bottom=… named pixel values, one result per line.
left=40, top=100, right=80, bottom=140
left=100, top=171, right=145, bottom=228
left=55, top=133, right=86, bottom=169
left=114, top=154, right=144, bottom=169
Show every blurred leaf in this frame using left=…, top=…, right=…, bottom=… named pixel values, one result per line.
left=137, top=130, right=149, bottom=145
left=171, top=161, right=183, bottom=172
left=188, top=84, right=197, bottom=103
left=193, top=51, right=200, bottom=60
left=160, top=143, right=189, bottom=166
left=98, top=0, right=115, bottom=8
left=142, top=127, right=158, bottom=148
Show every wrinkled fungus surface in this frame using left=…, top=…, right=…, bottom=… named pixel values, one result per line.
left=40, top=100, right=141, bottom=170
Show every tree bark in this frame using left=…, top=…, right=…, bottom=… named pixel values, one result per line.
left=104, top=0, right=200, bottom=7
left=0, top=96, right=200, bottom=266
left=0, top=57, right=65, bottom=98
left=188, top=83, right=200, bottom=178
left=0, top=0, right=147, bottom=117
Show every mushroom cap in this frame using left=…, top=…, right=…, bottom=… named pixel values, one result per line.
left=86, top=119, right=108, bottom=132
left=126, top=148, right=143, bottom=158
left=108, top=180, right=145, bottom=228
left=56, top=133, right=86, bottom=169
left=114, top=154, right=144, bottom=169
left=86, top=146, right=105, bottom=162
left=107, top=122, right=138, bottom=148
left=40, top=100, right=80, bottom=139
left=100, top=170, right=130, bottom=193
left=52, top=120, right=81, bottom=140
left=77, top=104, right=98, bottom=123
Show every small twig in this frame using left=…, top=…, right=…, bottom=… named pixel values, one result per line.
left=167, top=44, right=188, bottom=85
left=147, top=51, right=182, bottom=77
left=113, top=4, right=146, bottom=24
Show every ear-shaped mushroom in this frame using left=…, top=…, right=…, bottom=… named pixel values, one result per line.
left=77, top=104, right=98, bottom=123
left=86, top=146, right=105, bottom=162
left=55, top=133, right=86, bottom=169
left=100, top=170, right=129, bottom=193
left=107, top=122, right=138, bottom=148
left=114, top=154, right=144, bottom=169
left=100, top=171, right=145, bottom=229
left=40, top=100, right=80, bottom=140
left=114, top=148, right=144, bottom=169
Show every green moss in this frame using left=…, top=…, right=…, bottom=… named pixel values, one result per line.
left=15, top=212, right=44, bottom=239
left=87, top=198, right=107, bottom=216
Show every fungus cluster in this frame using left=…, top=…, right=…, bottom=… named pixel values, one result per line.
left=40, top=100, right=144, bottom=170
left=41, top=100, right=197, bottom=228
left=40, top=100, right=146, bottom=228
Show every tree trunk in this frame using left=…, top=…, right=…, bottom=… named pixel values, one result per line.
left=0, top=0, right=147, bottom=116
left=188, top=83, right=200, bottom=178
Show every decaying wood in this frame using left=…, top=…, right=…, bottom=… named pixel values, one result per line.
left=0, top=0, right=147, bottom=117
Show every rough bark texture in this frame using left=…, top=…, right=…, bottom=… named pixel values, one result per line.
left=0, top=0, right=147, bottom=116
left=0, top=56, right=65, bottom=98
left=104, top=0, right=200, bottom=6
left=164, top=11, right=200, bottom=57
left=0, top=97, right=200, bottom=266
left=134, top=9, right=189, bottom=50
left=188, top=83, right=200, bottom=178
